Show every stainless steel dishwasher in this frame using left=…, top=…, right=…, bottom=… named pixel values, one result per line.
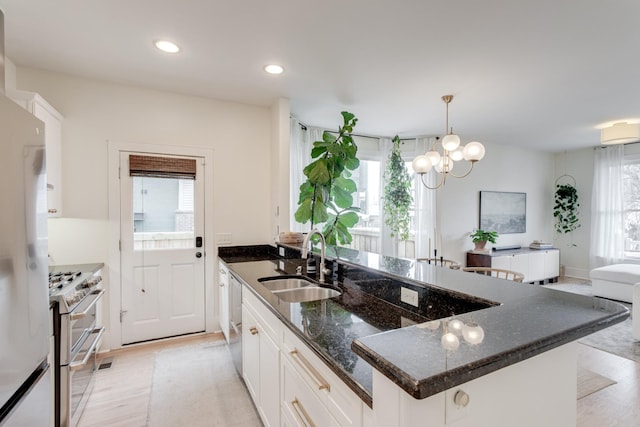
left=228, top=272, right=243, bottom=376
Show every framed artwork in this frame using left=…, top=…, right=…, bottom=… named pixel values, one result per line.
left=479, top=191, right=526, bottom=234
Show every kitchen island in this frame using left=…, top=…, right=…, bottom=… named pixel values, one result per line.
left=223, top=245, right=628, bottom=426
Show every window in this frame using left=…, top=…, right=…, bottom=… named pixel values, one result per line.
left=623, top=156, right=640, bottom=256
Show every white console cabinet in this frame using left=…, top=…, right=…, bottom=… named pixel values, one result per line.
left=467, top=248, right=560, bottom=283
left=8, top=90, right=63, bottom=217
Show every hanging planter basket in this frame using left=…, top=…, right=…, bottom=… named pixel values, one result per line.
left=553, top=175, right=580, bottom=235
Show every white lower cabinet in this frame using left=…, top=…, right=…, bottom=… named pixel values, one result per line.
left=218, top=260, right=230, bottom=342
left=242, top=292, right=281, bottom=427
left=282, top=328, right=363, bottom=427
left=241, top=285, right=365, bottom=427
left=282, top=355, right=339, bottom=427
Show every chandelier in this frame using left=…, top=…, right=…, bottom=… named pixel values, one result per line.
left=411, top=95, right=485, bottom=190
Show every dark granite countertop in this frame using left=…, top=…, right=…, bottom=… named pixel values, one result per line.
left=227, top=244, right=629, bottom=404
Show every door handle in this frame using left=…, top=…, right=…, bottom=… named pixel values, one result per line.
left=196, top=252, right=202, bottom=258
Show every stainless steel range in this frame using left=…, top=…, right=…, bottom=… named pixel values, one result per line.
left=49, top=265, right=104, bottom=427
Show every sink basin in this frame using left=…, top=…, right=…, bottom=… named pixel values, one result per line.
left=258, top=277, right=316, bottom=291
left=273, top=286, right=342, bottom=303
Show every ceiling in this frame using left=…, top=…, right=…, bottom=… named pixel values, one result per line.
left=1, top=0, right=639, bottom=152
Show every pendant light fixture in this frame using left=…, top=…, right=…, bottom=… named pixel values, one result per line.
left=412, top=95, right=485, bottom=190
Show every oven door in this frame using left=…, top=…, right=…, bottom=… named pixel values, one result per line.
left=60, top=289, right=105, bottom=365
left=59, top=327, right=104, bottom=427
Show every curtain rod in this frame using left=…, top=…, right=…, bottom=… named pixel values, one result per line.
left=292, top=117, right=437, bottom=141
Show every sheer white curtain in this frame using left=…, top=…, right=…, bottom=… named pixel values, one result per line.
left=590, top=144, right=625, bottom=268
left=413, top=137, right=437, bottom=259
left=379, top=138, right=395, bottom=256
left=289, top=118, right=322, bottom=232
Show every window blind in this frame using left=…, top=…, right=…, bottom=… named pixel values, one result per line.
left=129, top=155, right=196, bottom=179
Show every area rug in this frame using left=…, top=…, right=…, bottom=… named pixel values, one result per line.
left=577, top=367, right=616, bottom=399
left=543, top=281, right=640, bottom=363
left=147, top=340, right=261, bottom=427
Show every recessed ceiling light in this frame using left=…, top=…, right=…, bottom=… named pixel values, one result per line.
left=154, top=40, right=180, bottom=54
left=264, top=64, right=284, bottom=75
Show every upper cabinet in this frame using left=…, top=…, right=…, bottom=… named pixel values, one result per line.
left=8, top=90, right=64, bottom=217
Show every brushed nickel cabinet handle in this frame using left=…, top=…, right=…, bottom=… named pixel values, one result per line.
left=250, top=327, right=259, bottom=335
left=291, top=399, right=316, bottom=427
left=48, top=209, right=57, bottom=214
left=290, top=349, right=330, bottom=391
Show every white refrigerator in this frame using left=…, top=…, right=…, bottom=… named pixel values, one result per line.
left=0, top=93, right=51, bottom=426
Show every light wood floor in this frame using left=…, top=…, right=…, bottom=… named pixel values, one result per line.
left=77, top=333, right=639, bottom=427
left=78, top=332, right=226, bottom=427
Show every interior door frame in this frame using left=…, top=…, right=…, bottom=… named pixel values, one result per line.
left=107, top=141, right=215, bottom=350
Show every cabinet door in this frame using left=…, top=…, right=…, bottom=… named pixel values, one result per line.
left=218, top=262, right=230, bottom=342
left=528, top=252, right=545, bottom=283
left=242, top=305, right=260, bottom=402
left=510, top=254, right=529, bottom=281
left=491, top=255, right=511, bottom=271
left=259, top=330, right=280, bottom=427
left=544, top=250, right=560, bottom=279
left=32, top=101, right=62, bottom=217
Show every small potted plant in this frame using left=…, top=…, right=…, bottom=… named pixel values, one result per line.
left=470, top=229, right=498, bottom=252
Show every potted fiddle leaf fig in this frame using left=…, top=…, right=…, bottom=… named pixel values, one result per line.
left=470, top=229, right=498, bottom=252
left=383, top=135, right=413, bottom=241
left=294, top=111, right=361, bottom=246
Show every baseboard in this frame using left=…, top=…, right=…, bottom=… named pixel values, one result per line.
left=564, top=266, right=590, bottom=281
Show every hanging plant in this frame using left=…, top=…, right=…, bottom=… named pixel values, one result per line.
left=553, top=183, right=580, bottom=234
left=383, top=135, right=413, bottom=241
left=294, top=111, right=361, bottom=246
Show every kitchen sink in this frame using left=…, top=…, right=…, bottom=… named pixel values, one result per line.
left=258, top=277, right=316, bottom=291
left=272, top=286, right=342, bottom=303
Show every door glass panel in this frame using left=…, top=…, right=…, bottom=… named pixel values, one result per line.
left=133, top=176, right=194, bottom=250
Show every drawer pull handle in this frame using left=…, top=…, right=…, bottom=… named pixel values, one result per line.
left=290, top=349, right=330, bottom=391
left=249, top=327, right=259, bottom=335
left=291, top=398, right=316, bottom=427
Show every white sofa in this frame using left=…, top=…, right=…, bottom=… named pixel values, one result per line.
left=589, top=264, right=640, bottom=303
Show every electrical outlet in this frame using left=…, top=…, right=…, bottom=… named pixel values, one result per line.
left=216, top=233, right=233, bottom=245
left=279, top=247, right=285, bottom=257
left=400, top=287, right=419, bottom=307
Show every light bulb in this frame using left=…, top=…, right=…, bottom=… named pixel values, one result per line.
left=462, top=322, right=485, bottom=345
left=418, top=320, right=441, bottom=331
left=450, top=147, right=464, bottom=161
left=442, top=133, right=461, bottom=151
left=441, top=332, right=460, bottom=351
left=425, top=150, right=441, bottom=166
left=434, top=156, right=451, bottom=173
left=463, top=141, right=485, bottom=161
left=412, top=155, right=432, bottom=174
left=448, top=319, right=464, bottom=336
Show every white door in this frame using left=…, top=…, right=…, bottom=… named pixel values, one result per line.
left=120, top=152, right=206, bottom=344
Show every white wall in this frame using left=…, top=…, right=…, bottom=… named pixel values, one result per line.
left=553, top=143, right=640, bottom=279
left=438, top=141, right=556, bottom=267
left=15, top=67, right=274, bottom=348
left=16, top=67, right=274, bottom=252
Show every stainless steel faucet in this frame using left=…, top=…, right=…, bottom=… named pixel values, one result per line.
left=301, top=229, right=329, bottom=282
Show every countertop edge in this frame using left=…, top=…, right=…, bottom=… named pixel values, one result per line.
left=352, top=308, right=629, bottom=399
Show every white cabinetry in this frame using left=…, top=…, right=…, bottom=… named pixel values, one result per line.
left=8, top=90, right=63, bottom=217
left=281, top=327, right=363, bottom=427
left=218, top=260, right=230, bottom=342
left=242, top=288, right=281, bottom=427
left=239, top=280, right=366, bottom=427
left=468, top=249, right=560, bottom=283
